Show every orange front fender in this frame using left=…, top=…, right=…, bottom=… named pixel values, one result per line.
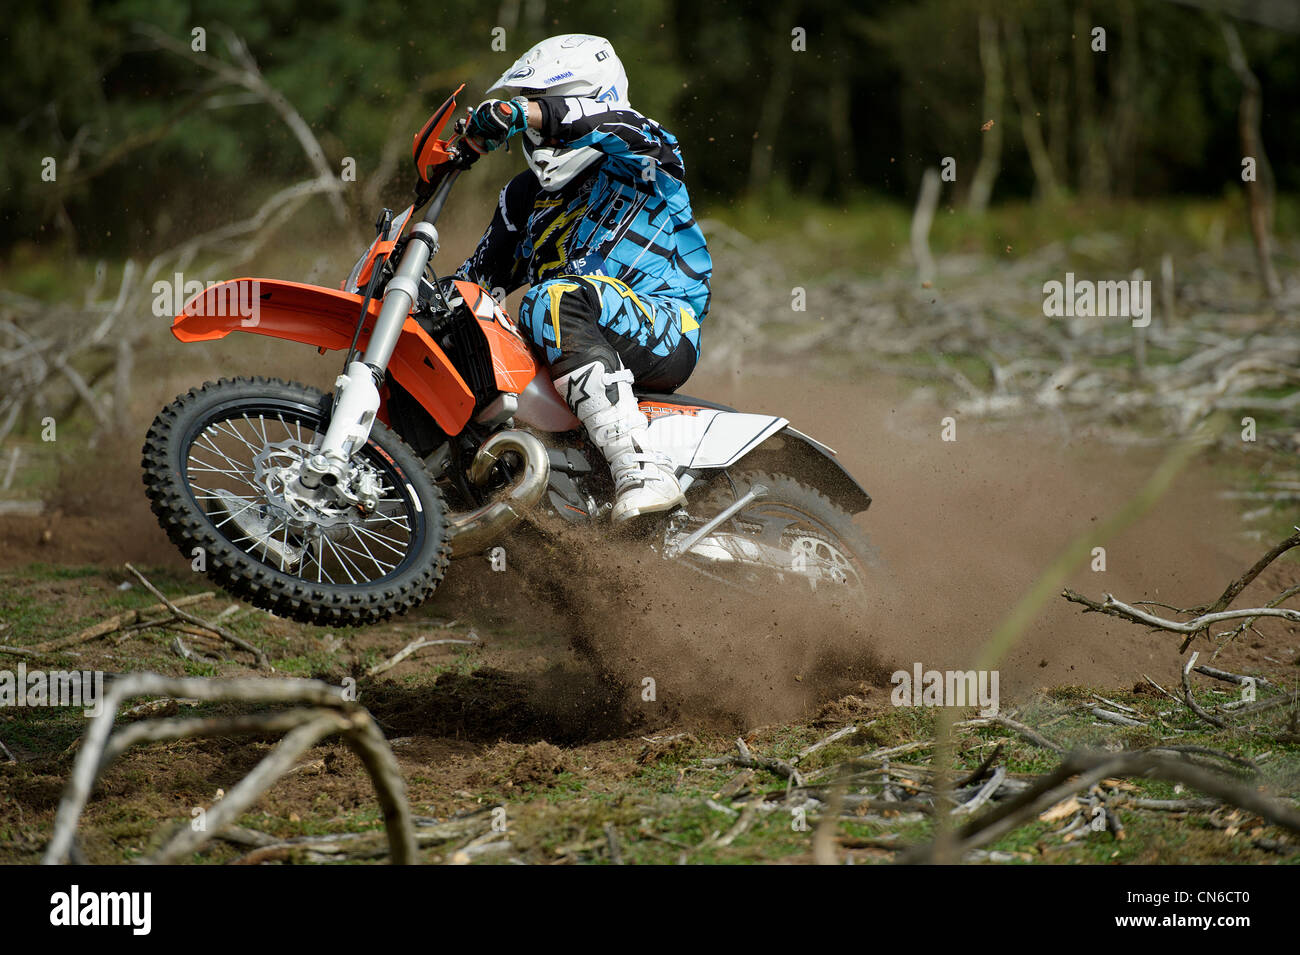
left=173, top=278, right=475, bottom=435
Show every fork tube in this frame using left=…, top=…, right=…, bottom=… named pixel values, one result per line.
left=360, top=221, right=438, bottom=372
left=303, top=220, right=438, bottom=483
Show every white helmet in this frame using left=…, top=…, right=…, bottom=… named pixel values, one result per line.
left=488, top=34, right=629, bottom=191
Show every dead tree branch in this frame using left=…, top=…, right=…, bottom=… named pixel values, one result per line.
left=135, top=24, right=347, bottom=224
left=366, top=634, right=479, bottom=677
left=901, top=748, right=1300, bottom=864
left=124, top=564, right=269, bottom=669
left=3, top=591, right=216, bottom=657
left=43, top=674, right=415, bottom=865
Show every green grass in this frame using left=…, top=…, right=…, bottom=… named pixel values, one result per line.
left=445, top=681, right=1300, bottom=865
left=4, top=670, right=1296, bottom=864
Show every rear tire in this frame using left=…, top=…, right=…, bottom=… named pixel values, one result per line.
left=141, top=377, right=450, bottom=626
left=688, top=469, right=877, bottom=592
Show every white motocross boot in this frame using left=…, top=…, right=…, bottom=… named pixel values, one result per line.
left=553, top=358, right=687, bottom=522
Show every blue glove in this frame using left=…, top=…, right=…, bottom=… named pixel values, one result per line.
left=467, top=98, right=529, bottom=151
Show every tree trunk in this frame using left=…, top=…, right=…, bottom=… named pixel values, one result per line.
left=1072, top=3, right=1109, bottom=197
left=1003, top=17, right=1059, bottom=201
left=749, top=20, right=797, bottom=194
left=1221, top=19, right=1281, bottom=302
left=1109, top=0, right=1141, bottom=197
left=968, top=15, right=1004, bottom=214
left=827, top=68, right=853, bottom=195
left=912, top=167, right=942, bottom=287
left=1048, top=53, right=1069, bottom=190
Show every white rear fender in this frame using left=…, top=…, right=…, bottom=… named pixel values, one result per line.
left=643, top=409, right=788, bottom=470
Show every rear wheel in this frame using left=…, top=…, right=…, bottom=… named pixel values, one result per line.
left=679, top=469, right=875, bottom=593
left=141, top=377, right=449, bottom=626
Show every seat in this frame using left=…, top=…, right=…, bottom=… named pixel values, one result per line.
left=631, top=389, right=737, bottom=413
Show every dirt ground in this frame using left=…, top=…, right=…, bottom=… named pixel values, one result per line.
left=1, top=357, right=1298, bottom=864
left=2, top=362, right=1288, bottom=694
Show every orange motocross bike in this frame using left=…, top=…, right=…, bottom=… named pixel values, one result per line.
left=142, top=88, right=874, bottom=625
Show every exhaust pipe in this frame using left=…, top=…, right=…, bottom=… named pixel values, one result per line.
left=445, top=429, right=550, bottom=557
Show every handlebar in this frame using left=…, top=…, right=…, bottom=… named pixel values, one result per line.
left=415, top=121, right=480, bottom=224
left=422, top=167, right=461, bottom=225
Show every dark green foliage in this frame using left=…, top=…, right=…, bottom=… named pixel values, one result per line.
left=3, top=0, right=1298, bottom=257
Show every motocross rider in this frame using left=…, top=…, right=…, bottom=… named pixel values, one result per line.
left=456, top=34, right=711, bottom=522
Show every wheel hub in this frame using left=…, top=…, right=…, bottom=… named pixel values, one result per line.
left=253, top=439, right=377, bottom=531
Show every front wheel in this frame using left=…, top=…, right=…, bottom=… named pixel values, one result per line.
left=678, top=469, right=877, bottom=594
left=141, top=377, right=450, bottom=626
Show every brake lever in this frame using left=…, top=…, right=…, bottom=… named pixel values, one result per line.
left=454, top=116, right=497, bottom=159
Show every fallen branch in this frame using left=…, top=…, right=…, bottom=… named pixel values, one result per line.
left=1181, top=652, right=1228, bottom=730
left=124, top=564, right=269, bottom=670
left=955, top=743, right=1004, bottom=788
left=1121, top=797, right=1221, bottom=812
left=1194, top=663, right=1274, bottom=690
left=1064, top=528, right=1300, bottom=660
left=366, top=634, right=479, bottom=677
left=1142, top=673, right=1183, bottom=706
left=720, top=737, right=804, bottom=786
left=17, top=592, right=216, bottom=655
left=151, top=710, right=353, bottom=864
left=793, top=724, right=860, bottom=765
left=170, top=635, right=213, bottom=664
left=1091, top=707, right=1149, bottom=728
left=1193, top=526, right=1300, bottom=649
left=43, top=673, right=414, bottom=865
left=994, top=714, right=1063, bottom=753
left=901, top=747, right=1300, bottom=864
left=1151, top=745, right=1257, bottom=774
left=1062, top=589, right=1300, bottom=635
left=951, top=766, right=1007, bottom=816
left=222, top=812, right=487, bottom=863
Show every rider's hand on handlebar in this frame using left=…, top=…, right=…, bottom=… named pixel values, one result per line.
left=465, top=97, right=529, bottom=153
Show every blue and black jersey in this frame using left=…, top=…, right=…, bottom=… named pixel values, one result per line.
left=457, top=95, right=712, bottom=365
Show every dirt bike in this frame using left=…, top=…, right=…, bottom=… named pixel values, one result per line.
left=141, top=86, right=875, bottom=626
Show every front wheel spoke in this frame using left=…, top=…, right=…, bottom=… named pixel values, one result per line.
left=275, top=413, right=304, bottom=449
left=210, top=498, right=262, bottom=529
left=328, top=535, right=389, bottom=575
left=251, top=413, right=272, bottom=447
left=344, top=529, right=384, bottom=570
left=364, top=509, right=412, bottom=531
left=195, top=431, right=254, bottom=476
left=321, top=534, right=362, bottom=584
left=212, top=419, right=265, bottom=458
left=187, top=457, right=258, bottom=487
left=352, top=523, right=410, bottom=554
left=311, top=537, right=329, bottom=584
left=297, top=534, right=327, bottom=584
left=316, top=535, right=339, bottom=581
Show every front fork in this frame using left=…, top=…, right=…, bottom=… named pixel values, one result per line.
left=299, top=221, right=440, bottom=492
